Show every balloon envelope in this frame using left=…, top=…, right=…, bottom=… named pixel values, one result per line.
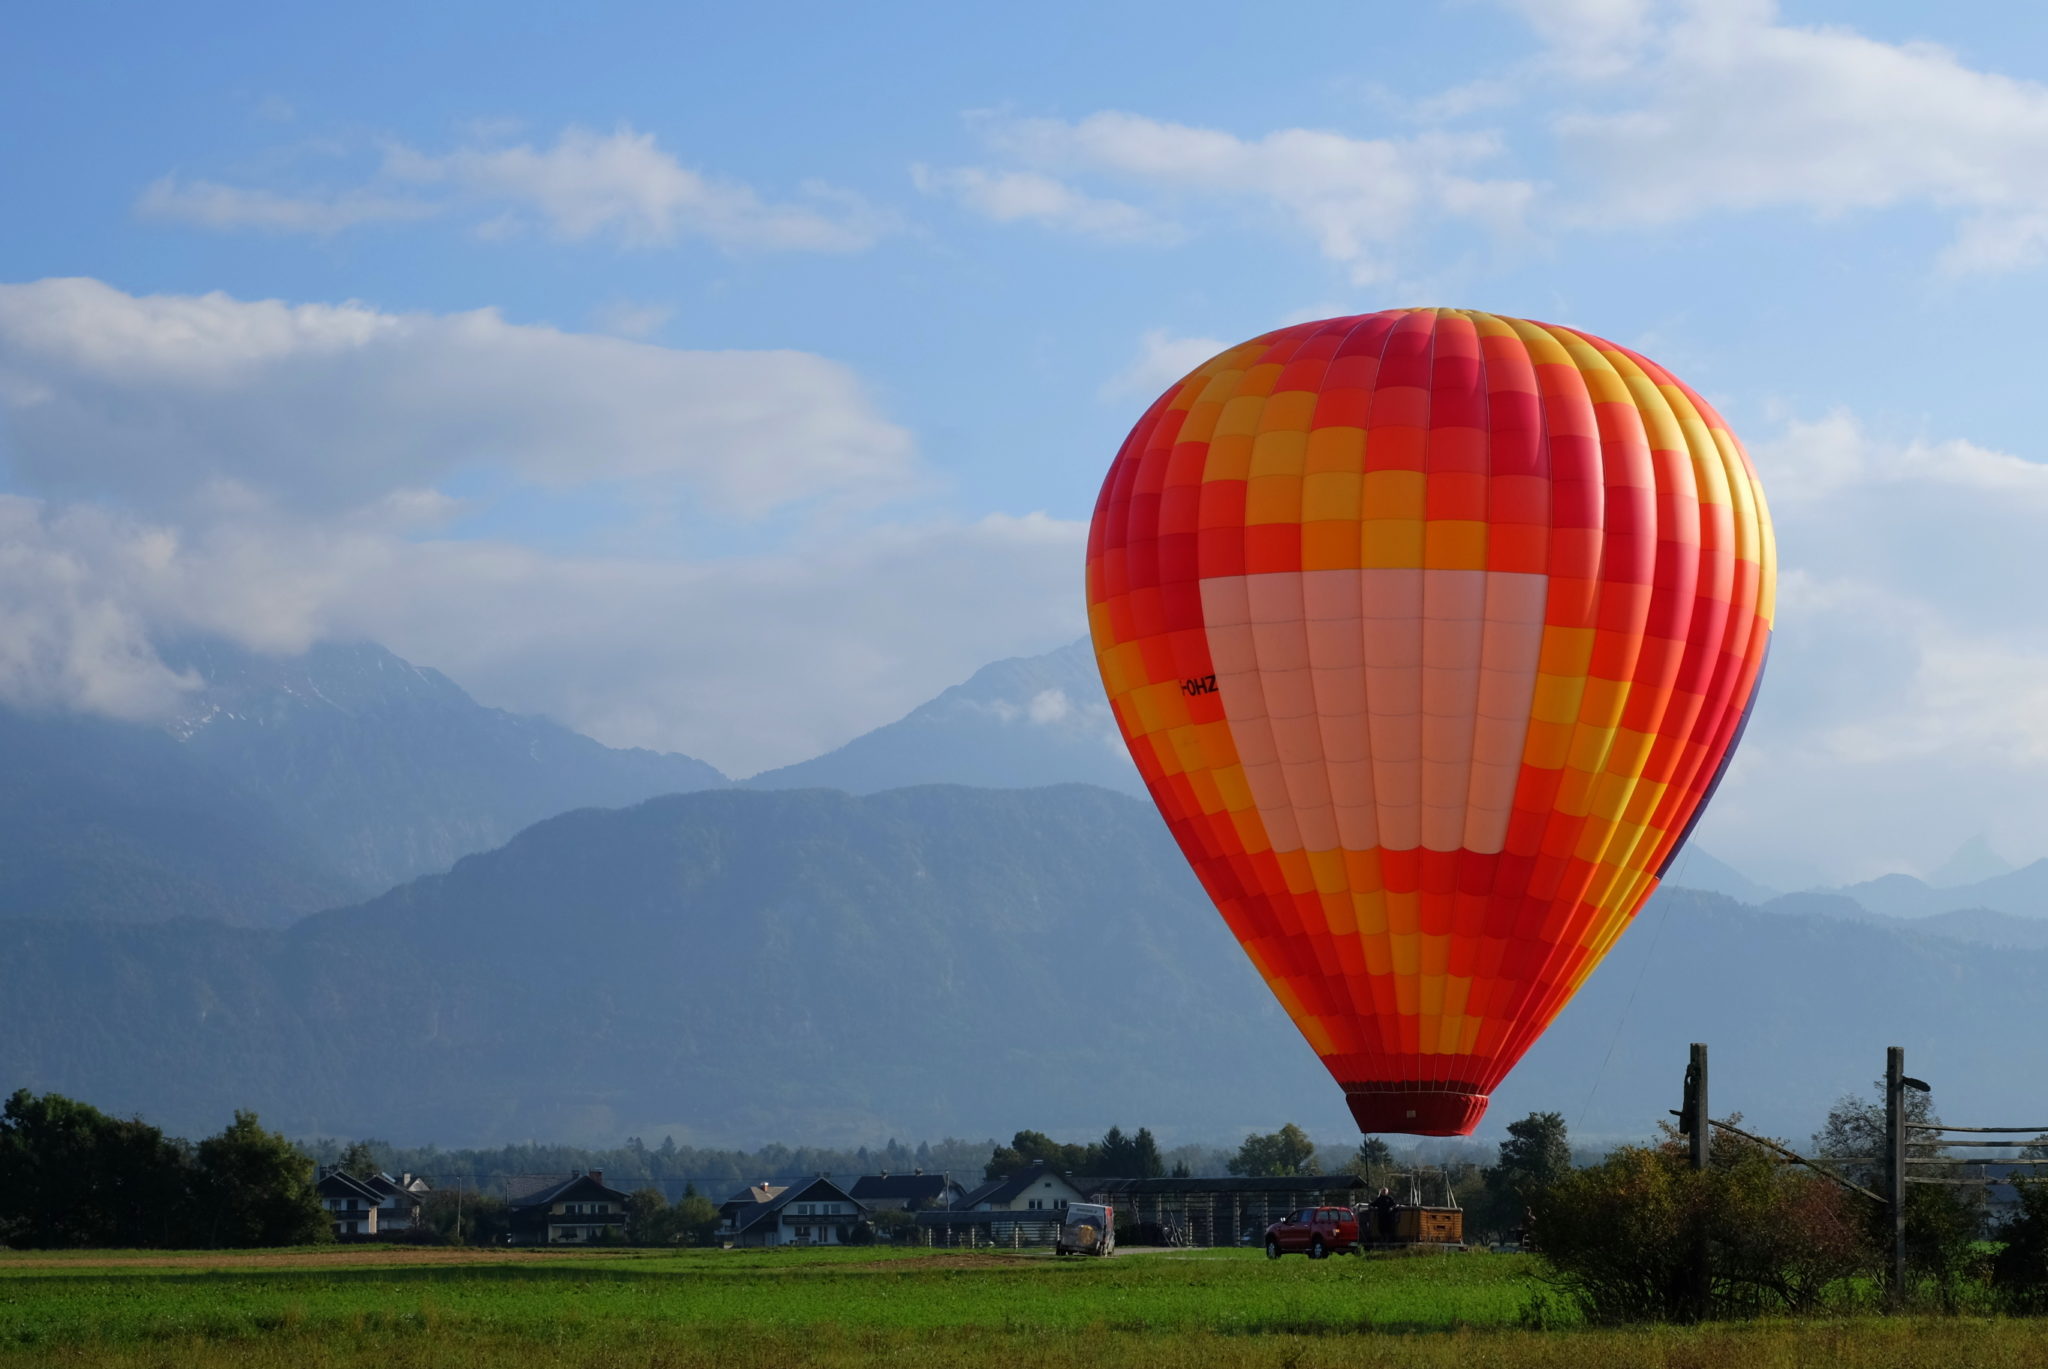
left=1085, top=309, right=1774, bottom=1136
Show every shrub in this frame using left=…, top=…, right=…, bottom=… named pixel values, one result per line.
left=1531, top=1126, right=1878, bottom=1324
left=870, top=1208, right=918, bottom=1243
left=1991, top=1182, right=2048, bottom=1314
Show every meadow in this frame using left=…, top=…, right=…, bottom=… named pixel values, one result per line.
left=4, top=1244, right=2045, bottom=1369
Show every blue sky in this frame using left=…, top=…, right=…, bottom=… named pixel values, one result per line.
left=7, top=0, right=2048, bottom=885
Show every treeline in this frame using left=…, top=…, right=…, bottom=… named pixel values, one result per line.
left=305, top=1133, right=1000, bottom=1200
left=0, top=1091, right=327, bottom=1249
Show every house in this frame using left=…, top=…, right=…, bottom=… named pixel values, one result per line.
left=956, top=1162, right=1090, bottom=1213
left=723, top=1176, right=868, bottom=1247
left=717, top=1182, right=786, bottom=1231
left=848, top=1170, right=966, bottom=1211
left=316, top=1170, right=386, bottom=1239
left=365, top=1172, right=431, bottom=1235
left=508, top=1170, right=630, bottom=1244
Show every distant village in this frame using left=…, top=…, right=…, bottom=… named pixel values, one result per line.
left=315, top=1162, right=1393, bottom=1249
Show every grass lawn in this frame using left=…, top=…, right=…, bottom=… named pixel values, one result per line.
left=3, top=1244, right=2045, bottom=1367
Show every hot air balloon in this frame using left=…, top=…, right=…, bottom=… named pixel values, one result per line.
left=1086, top=308, right=1773, bottom=1136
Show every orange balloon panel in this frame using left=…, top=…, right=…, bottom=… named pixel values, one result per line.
left=1085, top=309, right=1774, bottom=1136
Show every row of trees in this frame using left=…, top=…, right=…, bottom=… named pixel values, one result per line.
left=984, top=1125, right=1169, bottom=1179
left=0, top=1091, right=328, bottom=1249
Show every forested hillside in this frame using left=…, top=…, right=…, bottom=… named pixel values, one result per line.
left=2, top=784, right=2040, bottom=1148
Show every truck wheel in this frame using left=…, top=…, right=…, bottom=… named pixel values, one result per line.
left=1310, top=1238, right=1327, bottom=1260
left=1265, top=1238, right=1281, bottom=1260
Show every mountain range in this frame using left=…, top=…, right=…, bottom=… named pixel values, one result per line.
left=2, top=633, right=2044, bottom=1149
left=2, top=639, right=725, bottom=924
left=3, top=782, right=2042, bottom=1148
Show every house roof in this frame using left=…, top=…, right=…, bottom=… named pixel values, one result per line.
left=1086, top=1175, right=1368, bottom=1198
left=316, top=1171, right=384, bottom=1203
left=730, top=1176, right=867, bottom=1234
left=508, top=1172, right=631, bottom=1210
left=848, top=1173, right=959, bottom=1203
left=961, top=1163, right=1086, bottom=1208
left=721, top=1183, right=787, bottom=1209
left=365, top=1172, right=429, bottom=1200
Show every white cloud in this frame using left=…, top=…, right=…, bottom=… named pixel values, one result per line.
left=1497, top=0, right=1655, bottom=76
left=137, top=177, right=438, bottom=234
left=386, top=126, right=887, bottom=250
left=0, top=278, right=915, bottom=518
left=1527, top=1, right=2048, bottom=270
left=910, top=165, right=1173, bottom=242
left=1026, top=688, right=1071, bottom=725
left=588, top=299, right=675, bottom=340
left=947, top=111, right=1534, bottom=283
left=1753, top=410, right=2048, bottom=506
left=0, top=276, right=1081, bottom=774
left=1692, top=411, right=2048, bottom=879
left=0, top=499, right=200, bottom=721
left=139, top=125, right=887, bottom=253
left=1100, top=328, right=1227, bottom=400
left=0, top=493, right=1088, bottom=775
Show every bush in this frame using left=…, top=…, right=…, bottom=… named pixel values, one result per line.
left=1531, top=1126, right=1877, bottom=1324
left=870, top=1208, right=918, bottom=1243
left=1991, top=1182, right=2048, bottom=1314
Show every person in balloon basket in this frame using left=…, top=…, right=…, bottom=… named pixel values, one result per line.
left=1368, top=1188, right=1398, bottom=1245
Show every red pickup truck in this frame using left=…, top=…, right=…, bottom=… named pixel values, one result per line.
left=1262, top=1206, right=1360, bottom=1258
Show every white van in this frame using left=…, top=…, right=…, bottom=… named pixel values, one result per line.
left=1055, top=1202, right=1115, bottom=1257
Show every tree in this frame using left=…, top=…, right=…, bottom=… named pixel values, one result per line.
left=336, top=1139, right=383, bottom=1179
left=625, top=1187, right=674, bottom=1245
left=419, top=1188, right=508, bottom=1246
left=1813, top=1084, right=1984, bottom=1308
left=1345, top=1136, right=1394, bottom=1183
left=0, top=1090, right=194, bottom=1249
left=1479, top=1111, right=1571, bottom=1234
left=673, top=1186, right=720, bottom=1247
left=1227, top=1124, right=1317, bottom=1177
left=1131, top=1128, right=1164, bottom=1179
left=985, top=1130, right=1091, bottom=1179
left=193, top=1111, right=330, bottom=1248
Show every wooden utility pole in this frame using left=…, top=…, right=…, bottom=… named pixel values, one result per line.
left=1687, top=1043, right=1710, bottom=1172
left=1886, top=1045, right=1907, bottom=1307
left=1687, top=1043, right=1710, bottom=1321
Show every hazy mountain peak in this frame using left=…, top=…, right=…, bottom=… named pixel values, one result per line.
left=1659, top=846, right=1777, bottom=904
left=745, top=639, right=1143, bottom=795
left=3, top=635, right=728, bottom=922
left=159, top=638, right=471, bottom=737
left=1928, top=835, right=2016, bottom=888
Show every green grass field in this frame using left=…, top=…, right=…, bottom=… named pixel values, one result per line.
left=3, top=1245, right=2045, bottom=1368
